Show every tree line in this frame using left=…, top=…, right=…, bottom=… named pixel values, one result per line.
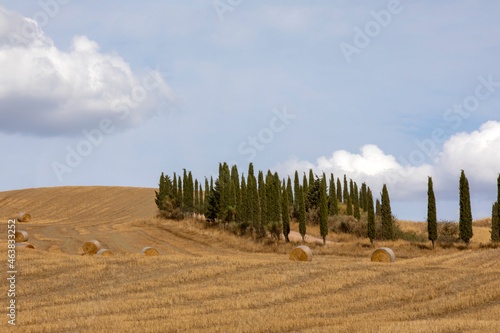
left=155, top=164, right=500, bottom=248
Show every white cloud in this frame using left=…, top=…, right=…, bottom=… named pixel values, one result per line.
left=275, top=121, right=500, bottom=201
left=0, top=6, right=176, bottom=136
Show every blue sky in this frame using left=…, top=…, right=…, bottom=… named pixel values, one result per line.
left=1, top=0, right=499, bottom=221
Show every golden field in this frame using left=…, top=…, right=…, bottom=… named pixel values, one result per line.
left=1, top=186, right=499, bottom=332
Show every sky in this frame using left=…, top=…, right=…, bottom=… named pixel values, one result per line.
left=1, top=0, right=499, bottom=221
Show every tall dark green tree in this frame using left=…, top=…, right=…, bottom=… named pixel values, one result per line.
left=266, top=172, right=282, bottom=239
left=329, top=174, right=338, bottom=215
left=306, top=175, right=321, bottom=211
left=294, top=171, right=300, bottom=217
left=459, top=170, right=473, bottom=249
left=491, top=202, right=499, bottom=242
left=177, top=175, right=183, bottom=209
left=282, top=179, right=290, bottom=242
left=303, top=173, right=308, bottom=198
left=336, top=178, right=342, bottom=203
left=205, top=179, right=220, bottom=222
left=240, top=176, right=249, bottom=231
left=353, top=182, right=361, bottom=220
left=247, top=163, right=260, bottom=236
left=298, top=185, right=306, bottom=241
left=194, top=179, right=199, bottom=214
left=319, top=175, right=328, bottom=245
left=492, top=174, right=500, bottom=242
left=367, top=188, right=375, bottom=246
left=360, top=183, right=368, bottom=211
left=343, top=175, right=348, bottom=204
left=258, top=170, right=267, bottom=238
left=204, top=178, right=209, bottom=213
left=172, top=172, right=178, bottom=205
left=381, top=184, right=393, bottom=240
left=346, top=192, right=353, bottom=216
left=427, top=177, right=438, bottom=249
left=308, top=169, right=315, bottom=194
left=287, top=176, right=293, bottom=209
left=199, top=182, right=204, bottom=215
left=375, top=199, right=381, bottom=217
left=155, top=172, right=167, bottom=210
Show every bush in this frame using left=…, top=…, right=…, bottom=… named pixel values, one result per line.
left=438, top=220, right=459, bottom=243
left=158, top=199, right=184, bottom=221
left=329, top=215, right=366, bottom=237
left=306, top=207, right=320, bottom=225
left=267, top=221, right=283, bottom=241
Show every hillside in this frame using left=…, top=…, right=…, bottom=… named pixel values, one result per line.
left=1, top=186, right=499, bottom=332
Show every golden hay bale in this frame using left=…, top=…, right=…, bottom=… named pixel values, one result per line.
left=289, top=245, right=313, bottom=261
left=371, top=247, right=395, bottom=263
left=141, top=247, right=159, bottom=256
left=96, top=249, right=114, bottom=257
left=83, top=240, right=101, bottom=255
left=15, top=230, right=29, bottom=242
left=15, top=242, right=35, bottom=249
left=17, top=212, right=31, bottom=222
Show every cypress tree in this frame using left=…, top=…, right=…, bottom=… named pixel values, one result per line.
left=298, top=185, right=306, bottom=241
left=492, top=174, right=500, bottom=242
left=336, top=178, right=342, bottom=203
left=320, top=175, right=328, bottom=245
left=459, top=170, right=473, bottom=249
left=491, top=202, right=499, bottom=242
left=282, top=179, right=290, bottom=242
left=266, top=172, right=282, bottom=239
left=186, top=171, right=194, bottom=214
left=427, top=177, right=438, bottom=249
left=375, top=199, right=381, bottom=217
left=303, top=173, right=308, bottom=198
left=343, top=175, right=348, bottom=204
left=194, top=179, right=199, bottom=214
left=240, top=175, right=249, bottom=231
left=308, top=169, right=314, bottom=193
left=204, top=178, right=209, bottom=213
left=294, top=171, right=300, bottom=217
left=182, top=169, right=188, bottom=211
left=381, top=184, right=393, bottom=240
left=177, top=175, right=183, bottom=210
left=367, top=188, right=375, bottom=246
left=231, top=165, right=240, bottom=209
left=353, top=182, right=361, bottom=220
left=346, top=192, right=353, bottom=216
left=287, top=176, right=293, bottom=208
left=155, top=172, right=166, bottom=210
left=258, top=170, right=267, bottom=238
left=247, top=163, right=260, bottom=236
left=349, top=179, right=354, bottom=204
left=199, top=182, right=204, bottom=215
left=328, top=174, right=338, bottom=215
left=360, top=183, right=367, bottom=211
left=172, top=172, right=177, bottom=199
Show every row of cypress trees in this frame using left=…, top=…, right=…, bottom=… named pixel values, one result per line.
left=427, top=171, right=500, bottom=249
left=155, top=162, right=395, bottom=245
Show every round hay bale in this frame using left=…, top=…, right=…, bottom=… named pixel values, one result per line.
left=96, top=249, right=114, bottom=257
left=371, top=247, right=395, bottom=263
left=83, top=240, right=101, bottom=255
left=289, top=245, right=313, bottom=261
left=17, top=212, right=31, bottom=222
left=15, top=230, right=29, bottom=242
left=141, top=247, right=159, bottom=256
left=15, top=242, right=35, bottom=249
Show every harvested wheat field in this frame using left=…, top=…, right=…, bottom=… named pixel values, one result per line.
left=1, top=186, right=499, bottom=332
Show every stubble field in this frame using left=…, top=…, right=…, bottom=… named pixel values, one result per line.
left=1, top=186, right=499, bottom=332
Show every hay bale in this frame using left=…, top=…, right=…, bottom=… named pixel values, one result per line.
left=15, top=242, right=35, bottom=249
left=141, top=247, right=159, bottom=256
left=289, top=245, right=313, bottom=261
left=371, top=247, right=395, bottom=263
left=83, top=240, right=101, bottom=255
left=17, top=212, right=31, bottom=222
left=96, top=249, right=114, bottom=257
left=15, top=230, right=29, bottom=242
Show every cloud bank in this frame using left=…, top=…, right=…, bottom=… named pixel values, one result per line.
left=0, top=6, right=175, bottom=136
left=275, top=121, right=500, bottom=202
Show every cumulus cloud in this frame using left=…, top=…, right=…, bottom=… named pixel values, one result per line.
left=275, top=121, right=500, bottom=201
left=0, top=6, right=176, bottom=136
